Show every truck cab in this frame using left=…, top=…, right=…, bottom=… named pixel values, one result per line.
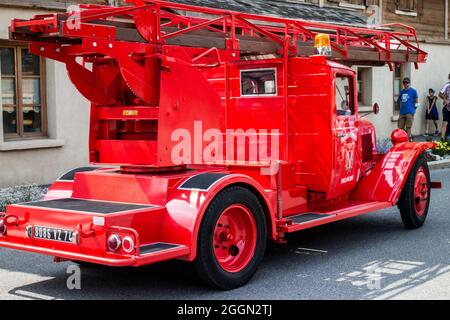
left=221, top=56, right=375, bottom=203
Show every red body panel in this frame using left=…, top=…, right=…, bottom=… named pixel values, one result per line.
left=1, top=168, right=279, bottom=264
left=0, top=1, right=438, bottom=269
left=45, top=181, right=74, bottom=200
left=351, top=142, right=436, bottom=203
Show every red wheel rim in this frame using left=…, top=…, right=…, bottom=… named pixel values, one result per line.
left=414, top=167, right=429, bottom=217
left=213, top=204, right=257, bottom=273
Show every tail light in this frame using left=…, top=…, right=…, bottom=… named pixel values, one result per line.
left=107, top=234, right=121, bottom=252
left=122, top=236, right=135, bottom=254
left=0, top=220, right=6, bottom=235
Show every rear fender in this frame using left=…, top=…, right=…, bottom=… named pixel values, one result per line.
left=160, top=173, right=277, bottom=261
left=350, top=142, right=435, bottom=204
left=44, top=166, right=113, bottom=200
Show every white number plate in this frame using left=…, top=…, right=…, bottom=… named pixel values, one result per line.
left=33, top=226, right=74, bottom=243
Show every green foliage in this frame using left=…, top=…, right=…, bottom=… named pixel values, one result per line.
left=434, top=140, right=450, bottom=157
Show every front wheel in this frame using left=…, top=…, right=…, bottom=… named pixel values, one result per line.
left=193, top=186, right=267, bottom=290
left=398, top=155, right=431, bottom=229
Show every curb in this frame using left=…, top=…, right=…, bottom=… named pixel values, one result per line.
left=428, top=159, right=450, bottom=170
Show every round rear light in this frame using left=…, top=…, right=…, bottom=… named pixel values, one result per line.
left=0, top=219, right=6, bottom=235
left=122, top=236, right=135, bottom=254
left=107, top=234, right=121, bottom=252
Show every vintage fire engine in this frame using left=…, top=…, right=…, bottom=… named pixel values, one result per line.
left=0, top=0, right=442, bottom=289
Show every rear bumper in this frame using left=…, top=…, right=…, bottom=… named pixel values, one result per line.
left=0, top=238, right=189, bottom=267
left=0, top=197, right=191, bottom=267
left=0, top=239, right=135, bottom=266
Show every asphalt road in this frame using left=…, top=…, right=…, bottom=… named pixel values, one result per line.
left=0, top=169, right=449, bottom=300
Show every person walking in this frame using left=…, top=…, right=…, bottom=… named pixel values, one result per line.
left=439, top=74, right=450, bottom=141
left=397, top=77, right=419, bottom=141
left=424, top=88, right=439, bottom=136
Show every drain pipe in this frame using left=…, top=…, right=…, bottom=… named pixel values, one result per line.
left=446, top=0, right=449, bottom=40
left=379, top=0, right=383, bottom=24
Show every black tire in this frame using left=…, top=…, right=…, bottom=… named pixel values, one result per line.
left=398, top=155, right=431, bottom=229
left=193, top=186, right=267, bottom=290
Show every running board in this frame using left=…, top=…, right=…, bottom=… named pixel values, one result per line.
left=279, top=201, right=392, bottom=233
left=134, top=242, right=189, bottom=266
left=140, top=242, right=184, bottom=255
left=290, top=213, right=333, bottom=224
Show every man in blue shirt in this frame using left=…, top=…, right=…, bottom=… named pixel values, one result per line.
left=397, top=77, right=419, bottom=140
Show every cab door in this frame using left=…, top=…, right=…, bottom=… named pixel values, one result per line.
left=329, top=70, right=361, bottom=199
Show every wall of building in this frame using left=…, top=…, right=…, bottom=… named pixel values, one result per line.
left=362, top=65, right=395, bottom=139
left=299, top=1, right=448, bottom=41
left=410, top=42, right=450, bottom=134
left=362, top=41, right=450, bottom=139
left=0, top=7, right=89, bottom=187
left=382, top=0, right=447, bottom=40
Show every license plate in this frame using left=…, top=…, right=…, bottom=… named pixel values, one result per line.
left=33, top=226, right=74, bottom=243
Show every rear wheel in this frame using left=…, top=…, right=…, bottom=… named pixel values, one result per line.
left=398, top=155, right=431, bottom=229
left=193, top=186, right=267, bottom=290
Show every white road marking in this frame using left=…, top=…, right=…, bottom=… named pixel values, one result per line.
left=296, top=247, right=328, bottom=253
left=0, top=268, right=55, bottom=300
left=14, top=290, right=58, bottom=300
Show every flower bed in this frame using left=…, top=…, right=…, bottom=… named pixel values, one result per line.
left=427, top=140, right=450, bottom=162
left=434, top=141, right=450, bottom=157
left=0, top=185, right=47, bottom=212
left=376, top=138, right=449, bottom=163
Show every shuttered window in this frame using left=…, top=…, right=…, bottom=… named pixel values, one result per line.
left=0, top=42, right=47, bottom=140
left=396, top=0, right=418, bottom=12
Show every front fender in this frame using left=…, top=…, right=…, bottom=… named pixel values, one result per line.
left=350, top=142, right=435, bottom=204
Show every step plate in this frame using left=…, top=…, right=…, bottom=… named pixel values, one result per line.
left=140, top=243, right=181, bottom=255
left=20, top=198, right=153, bottom=214
left=290, top=213, right=335, bottom=224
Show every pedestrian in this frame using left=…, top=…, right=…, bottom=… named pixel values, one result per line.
left=438, top=74, right=450, bottom=141
left=424, top=88, right=439, bottom=136
left=397, top=77, right=419, bottom=141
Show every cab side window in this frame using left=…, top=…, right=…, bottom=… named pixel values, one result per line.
left=335, top=75, right=355, bottom=116
left=241, top=69, right=276, bottom=96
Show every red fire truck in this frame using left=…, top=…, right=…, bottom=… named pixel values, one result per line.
left=0, top=0, right=441, bottom=289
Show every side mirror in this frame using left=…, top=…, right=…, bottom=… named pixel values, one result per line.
left=372, top=103, right=380, bottom=115
left=360, top=103, right=380, bottom=118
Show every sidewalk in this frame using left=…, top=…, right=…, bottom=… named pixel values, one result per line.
left=412, top=135, right=450, bottom=170
left=411, top=135, right=442, bottom=142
